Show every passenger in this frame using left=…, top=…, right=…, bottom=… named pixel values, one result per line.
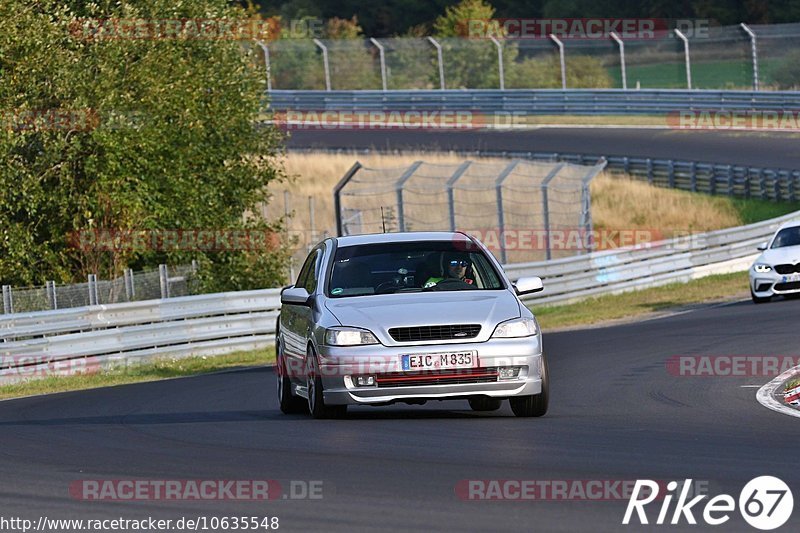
left=423, top=252, right=474, bottom=288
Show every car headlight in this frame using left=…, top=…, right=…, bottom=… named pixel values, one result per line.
left=324, top=327, right=379, bottom=346
left=491, top=317, right=538, bottom=338
left=754, top=264, right=772, bottom=273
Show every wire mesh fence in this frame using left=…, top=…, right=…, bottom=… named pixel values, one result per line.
left=259, top=23, right=800, bottom=91
left=334, top=158, right=607, bottom=263
left=1, top=264, right=199, bottom=315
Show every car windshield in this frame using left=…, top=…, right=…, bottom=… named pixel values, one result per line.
left=327, top=240, right=504, bottom=298
left=771, top=227, right=800, bottom=249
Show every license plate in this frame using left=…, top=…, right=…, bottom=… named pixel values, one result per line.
left=401, top=351, right=478, bottom=371
left=784, top=273, right=800, bottom=282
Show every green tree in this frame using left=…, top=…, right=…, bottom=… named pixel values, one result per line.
left=0, top=0, right=291, bottom=291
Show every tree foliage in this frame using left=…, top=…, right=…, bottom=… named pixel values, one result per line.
left=0, top=0, right=291, bottom=290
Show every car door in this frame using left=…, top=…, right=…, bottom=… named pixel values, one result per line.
left=281, top=248, right=321, bottom=380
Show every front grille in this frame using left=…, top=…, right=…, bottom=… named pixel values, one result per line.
left=775, top=264, right=800, bottom=275
left=389, top=324, right=481, bottom=342
left=376, top=367, right=498, bottom=388
left=774, top=281, right=800, bottom=292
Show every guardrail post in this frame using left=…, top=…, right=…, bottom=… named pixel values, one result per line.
left=427, top=37, right=445, bottom=90
left=159, top=264, right=170, bottom=299
left=772, top=171, right=780, bottom=201
left=668, top=160, right=675, bottom=189
left=740, top=23, right=759, bottom=91
left=370, top=38, right=388, bottom=91
left=549, top=34, right=567, bottom=89
left=46, top=280, right=57, bottom=310
left=709, top=166, right=717, bottom=195
left=88, top=274, right=98, bottom=306
left=609, top=32, right=627, bottom=90
left=446, top=161, right=472, bottom=231
left=623, top=156, right=630, bottom=174
left=646, top=158, right=653, bottom=184
left=674, top=29, right=692, bottom=89
left=541, top=163, right=565, bottom=261
left=395, top=161, right=423, bottom=232
left=726, top=166, right=734, bottom=196
left=791, top=171, right=798, bottom=202
left=744, top=168, right=752, bottom=199
left=489, top=36, right=505, bottom=90
left=690, top=161, right=697, bottom=192
left=255, top=40, right=272, bottom=91
left=778, top=171, right=789, bottom=202
left=124, top=268, right=135, bottom=300
left=759, top=169, right=767, bottom=200
left=2, top=285, right=13, bottom=315
left=313, top=38, right=331, bottom=91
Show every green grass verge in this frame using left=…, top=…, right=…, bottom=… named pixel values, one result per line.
left=730, top=197, right=800, bottom=225
left=0, top=347, right=275, bottom=400
left=531, top=271, right=749, bottom=330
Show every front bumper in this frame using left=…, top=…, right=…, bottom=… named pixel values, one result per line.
left=315, top=337, right=543, bottom=405
left=750, top=268, right=800, bottom=297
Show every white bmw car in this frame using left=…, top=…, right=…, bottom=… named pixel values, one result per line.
left=749, top=221, right=800, bottom=303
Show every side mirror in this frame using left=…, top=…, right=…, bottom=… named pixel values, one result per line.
left=757, top=242, right=768, bottom=251
left=281, top=287, right=312, bottom=306
left=513, top=276, right=544, bottom=295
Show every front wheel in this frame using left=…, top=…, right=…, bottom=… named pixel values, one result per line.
left=306, top=346, right=347, bottom=419
left=509, top=355, right=549, bottom=417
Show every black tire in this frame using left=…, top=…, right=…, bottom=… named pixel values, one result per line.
left=306, top=346, right=347, bottom=419
left=468, top=397, right=502, bottom=411
left=509, top=354, right=549, bottom=417
left=277, top=339, right=307, bottom=414
left=751, top=290, right=772, bottom=304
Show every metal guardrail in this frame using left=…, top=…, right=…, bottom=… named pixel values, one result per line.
left=3, top=208, right=798, bottom=383
left=268, top=89, right=800, bottom=115
left=0, top=289, right=281, bottom=384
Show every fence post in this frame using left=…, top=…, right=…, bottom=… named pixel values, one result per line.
left=124, top=268, right=135, bottom=300
left=370, top=38, right=388, bottom=91
left=2, top=285, right=12, bottom=315
left=255, top=40, right=272, bottom=91
left=88, top=273, right=98, bottom=306
left=312, top=38, right=331, bottom=91
left=494, top=159, right=522, bottom=264
left=446, top=161, right=473, bottom=231
left=610, top=32, right=627, bottom=90
left=395, top=161, right=423, bottom=232
left=333, top=162, right=363, bottom=236
left=309, top=196, right=316, bottom=245
left=46, top=280, right=57, bottom=310
left=159, top=264, right=170, bottom=299
left=427, top=37, right=445, bottom=90
left=740, top=23, right=759, bottom=91
left=489, top=36, right=505, bottom=90
left=541, top=163, right=566, bottom=261
left=549, top=34, right=567, bottom=89
left=674, top=29, right=692, bottom=89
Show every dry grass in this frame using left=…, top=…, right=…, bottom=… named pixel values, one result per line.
left=269, top=152, right=751, bottom=252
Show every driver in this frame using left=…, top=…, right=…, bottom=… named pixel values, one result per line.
left=423, top=252, right=474, bottom=288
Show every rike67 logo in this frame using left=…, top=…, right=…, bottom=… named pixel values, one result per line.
left=623, top=477, right=793, bottom=530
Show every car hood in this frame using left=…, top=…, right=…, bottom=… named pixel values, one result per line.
left=324, top=290, right=522, bottom=345
left=757, top=245, right=800, bottom=266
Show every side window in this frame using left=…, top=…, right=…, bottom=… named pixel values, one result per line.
left=295, top=250, right=318, bottom=291
left=303, top=248, right=324, bottom=293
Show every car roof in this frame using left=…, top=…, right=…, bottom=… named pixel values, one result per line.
left=334, top=231, right=470, bottom=247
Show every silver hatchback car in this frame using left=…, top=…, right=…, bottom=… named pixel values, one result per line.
left=276, top=232, right=547, bottom=418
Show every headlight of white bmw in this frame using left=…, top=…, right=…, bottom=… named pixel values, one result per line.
left=324, top=327, right=380, bottom=346
left=754, top=264, right=772, bottom=273
left=491, top=317, right=538, bottom=338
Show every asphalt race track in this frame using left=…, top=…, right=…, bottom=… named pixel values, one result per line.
left=2, top=297, right=799, bottom=532
left=287, top=128, right=800, bottom=169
